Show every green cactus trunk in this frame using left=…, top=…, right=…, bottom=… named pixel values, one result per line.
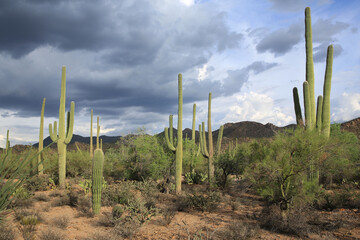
left=316, top=96, right=323, bottom=131
left=96, top=116, right=100, bottom=149
left=169, top=115, right=174, bottom=146
left=190, top=104, right=196, bottom=172
left=292, top=87, right=304, bottom=127
left=216, top=125, right=224, bottom=154
left=5, top=130, right=10, bottom=155
left=303, top=81, right=312, bottom=131
left=49, top=66, right=75, bottom=189
left=321, top=45, right=333, bottom=137
left=207, top=93, right=214, bottom=184
left=38, top=98, right=46, bottom=175
left=90, top=109, right=93, bottom=159
left=92, top=148, right=104, bottom=215
left=305, top=7, right=316, bottom=129
left=164, top=74, right=183, bottom=194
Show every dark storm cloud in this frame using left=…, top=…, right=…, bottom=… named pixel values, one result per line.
left=0, top=0, right=163, bottom=60
left=0, top=0, right=244, bottom=132
left=254, top=16, right=349, bottom=57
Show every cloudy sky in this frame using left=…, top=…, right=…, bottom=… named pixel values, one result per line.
left=0, top=0, right=359, bottom=145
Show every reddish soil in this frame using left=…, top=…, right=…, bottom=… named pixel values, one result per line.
left=3, top=181, right=360, bottom=240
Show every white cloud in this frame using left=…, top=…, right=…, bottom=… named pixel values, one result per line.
left=222, top=92, right=294, bottom=126
left=197, top=64, right=208, bottom=81
left=332, top=92, right=360, bottom=122
left=179, top=0, right=195, bottom=7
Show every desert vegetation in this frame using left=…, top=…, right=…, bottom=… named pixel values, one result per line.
left=0, top=6, right=359, bottom=240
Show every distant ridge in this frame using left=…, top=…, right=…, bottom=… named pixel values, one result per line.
left=32, top=134, right=121, bottom=147
left=26, top=117, right=359, bottom=150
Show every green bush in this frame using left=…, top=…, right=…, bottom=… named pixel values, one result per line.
left=181, top=191, right=221, bottom=212
left=184, top=170, right=207, bottom=185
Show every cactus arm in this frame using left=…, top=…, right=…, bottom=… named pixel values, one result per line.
left=303, top=81, right=312, bottom=130
left=49, top=121, right=58, bottom=142
left=192, top=104, right=196, bottom=143
left=169, top=115, right=174, bottom=146
left=201, top=122, right=209, bottom=158
left=305, top=7, right=316, bottom=129
left=96, top=116, right=100, bottom=149
left=292, top=87, right=304, bottom=126
left=165, top=127, right=176, bottom=151
left=216, top=125, right=224, bottom=155
left=90, top=109, right=93, bottom=159
left=321, top=45, right=333, bottom=137
left=100, top=139, right=103, bottom=150
left=5, top=130, right=9, bottom=154
left=316, top=95, right=323, bottom=131
left=64, top=101, right=75, bottom=144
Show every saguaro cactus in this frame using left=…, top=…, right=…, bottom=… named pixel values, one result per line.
left=49, top=66, right=75, bottom=188
left=305, top=7, right=316, bottom=129
left=199, top=93, right=224, bottom=185
left=92, top=117, right=104, bottom=215
left=321, top=45, right=333, bottom=137
left=292, top=7, right=333, bottom=137
left=38, top=98, right=46, bottom=174
left=90, top=109, right=93, bottom=159
left=92, top=148, right=104, bottom=215
left=164, top=74, right=183, bottom=194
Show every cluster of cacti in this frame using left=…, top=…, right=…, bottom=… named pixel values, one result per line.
left=38, top=98, right=46, bottom=175
left=164, top=74, right=183, bottom=194
left=292, top=7, right=333, bottom=137
left=49, top=66, right=75, bottom=188
left=199, top=93, right=224, bottom=185
left=92, top=116, right=104, bottom=215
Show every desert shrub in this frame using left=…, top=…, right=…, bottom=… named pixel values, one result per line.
left=25, top=174, right=49, bottom=192
left=245, top=129, right=328, bottom=212
left=112, top=218, right=141, bottom=239
left=161, top=207, right=176, bottom=226
left=51, top=215, right=70, bottom=229
left=9, top=186, right=33, bottom=208
left=222, top=221, right=259, bottom=240
left=259, top=204, right=313, bottom=238
left=112, top=204, right=124, bottom=220
left=102, top=182, right=135, bottom=206
left=105, top=132, right=171, bottom=181
left=34, top=193, right=50, bottom=202
left=0, top=222, right=15, bottom=240
left=66, top=150, right=92, bottom=178
left=51, top=194, right=70, bottom=207
left=317, top=188, right=360, bottom=210
left=184, top=170, right=207, bottom=185
left=39, top=228, right=67, bottom=240
left=179, top=191, right=221, bottom=212
left=82, top=232, right=115, bottom=240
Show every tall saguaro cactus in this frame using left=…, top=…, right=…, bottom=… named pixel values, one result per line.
left=305, top=7, right=316, bottom=129
left=90, top=109, right=93, bottom=159
left=49, top=66, right=75, bottom=188
left=292, top=7, right=333, bottom=137
left=321, top=45, right=333, bottom=137
left=164, top=74, right=183, bottom=194
left=199, top=93, right=224, bottom=185
left=38, top=98, right=46, bottom=174
left=92, top=117, right=104, bottom=215
left=4, top=130, right=10, bottom=155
